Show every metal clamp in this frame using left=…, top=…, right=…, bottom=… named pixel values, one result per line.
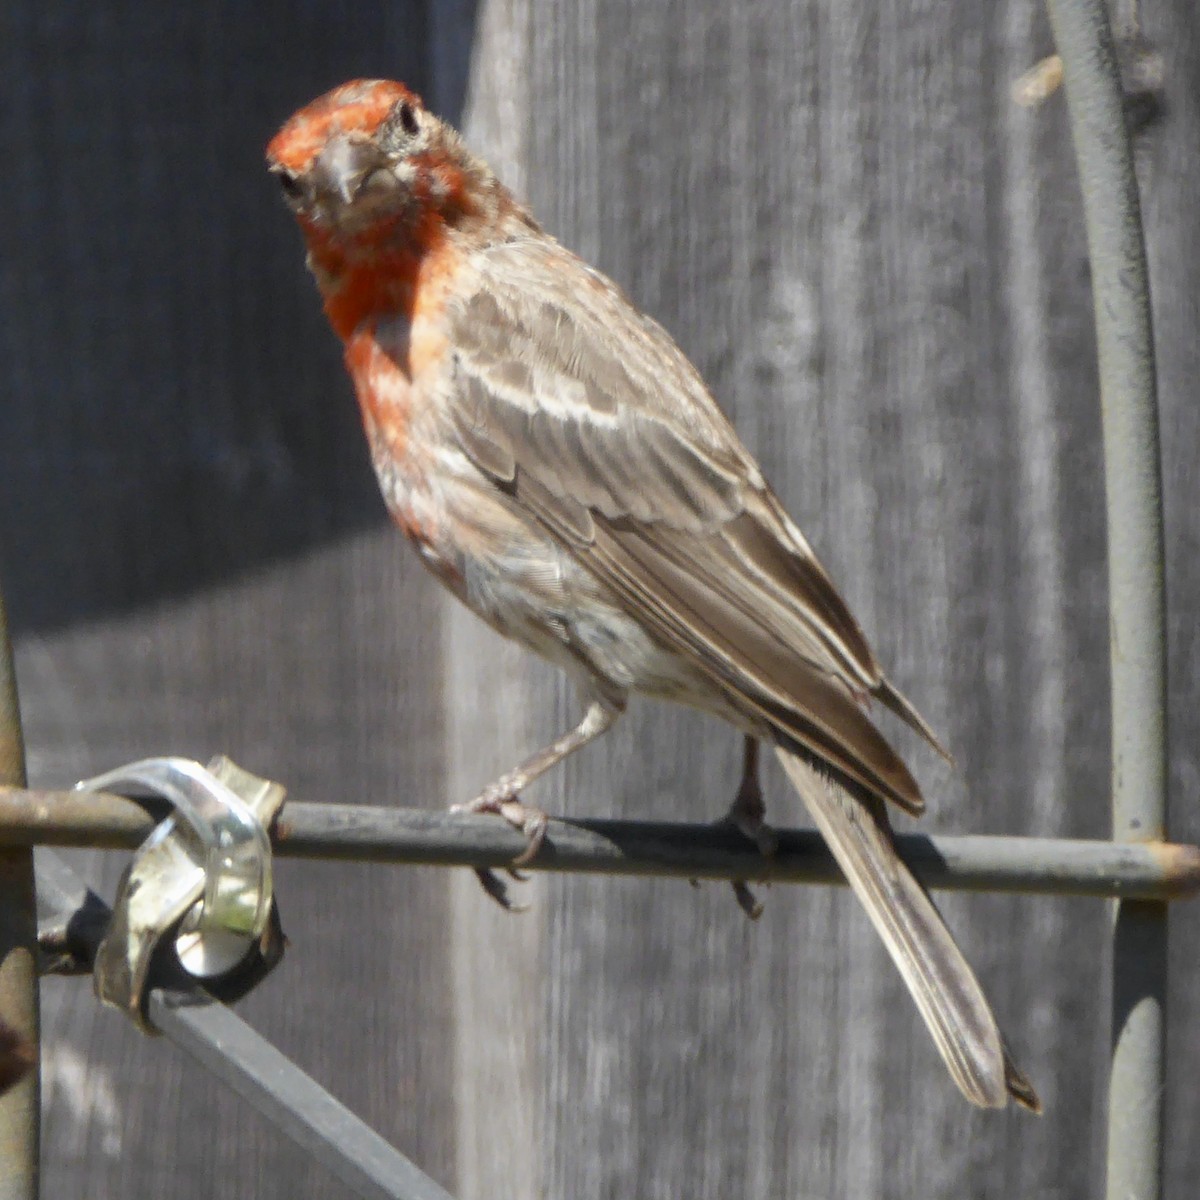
left=74, top=756, right=287, bottom=1032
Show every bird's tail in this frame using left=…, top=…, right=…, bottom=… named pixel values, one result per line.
left=775, top=747, right=1040, bottom=1112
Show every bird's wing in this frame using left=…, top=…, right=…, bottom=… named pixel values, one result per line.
left=446, top=236, right=929, bottom=812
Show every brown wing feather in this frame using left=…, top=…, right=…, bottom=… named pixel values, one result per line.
left=447, top=235, right=940, bottom=812
left=588, top=517, right=926, bottom=813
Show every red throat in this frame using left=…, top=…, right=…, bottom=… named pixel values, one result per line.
left=300, top=166, right=477, bottom=340
left=302, top=214, right=444, bottom=340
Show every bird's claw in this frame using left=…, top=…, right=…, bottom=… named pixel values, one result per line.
left=474, top=868, right=530, bottom=913
left=732, top=880, right=765, bottom=920
left=453, top=788, right=549, bottom=909
left=508, top=810, right=547, bottom=868
left=687, top=874, right=767, bottom=919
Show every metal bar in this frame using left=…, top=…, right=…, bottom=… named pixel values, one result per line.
left=147, top=993, right=455, bottom=1200
left=1043, top=2, right=1167, bottom=1198
left=33, top=852, right=455, bottom=1200
left=0, top=592, right=38, bottom=1200
left=1, top=787, right=1197, bottom=899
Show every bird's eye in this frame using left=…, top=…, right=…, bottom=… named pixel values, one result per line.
left=397, top=101, right=419, bottom=137
left=275, top=170, right=304, bottom=202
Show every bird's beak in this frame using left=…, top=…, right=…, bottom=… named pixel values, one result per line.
left=310, top=135, right=389, bottom=207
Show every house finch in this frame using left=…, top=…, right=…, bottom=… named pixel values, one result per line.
left=267, top=79, right=1038, bottom=1112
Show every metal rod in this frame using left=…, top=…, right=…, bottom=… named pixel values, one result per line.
left=147, top=992, right=456, bottom=1200
left=0, top=593, right=38, bottom=1200
left=1, top=787, right=1196, bottom=899
left=33, top=852, right=455, bottom=1200
left=1044, top=2, right=1167, bottom=1197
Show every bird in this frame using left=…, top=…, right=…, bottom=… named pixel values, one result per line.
left=267, top=79, right=1039, bottom=1112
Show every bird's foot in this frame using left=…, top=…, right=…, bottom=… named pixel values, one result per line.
left=689, top=770, right=778, bottom=919
left=451, top=785, right=550, bottom=912
left=453, top=784, right=550, bottom=864
left=723, top=771, right=779, bottom=857
left=714, top=771, right=778, bottom=920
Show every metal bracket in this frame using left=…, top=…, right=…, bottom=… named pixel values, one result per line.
left=73, top=756, right=286, bottom=1032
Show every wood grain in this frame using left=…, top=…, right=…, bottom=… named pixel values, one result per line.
left=1, top=1, right=1195, bottom=1197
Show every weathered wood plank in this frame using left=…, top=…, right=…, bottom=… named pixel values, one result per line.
left=1, top=1, right=1195, bottom=1197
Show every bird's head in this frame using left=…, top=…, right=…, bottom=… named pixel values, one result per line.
left=266, top=79, right=486, bottom=246
left=268, top=80, right=517, bottom=336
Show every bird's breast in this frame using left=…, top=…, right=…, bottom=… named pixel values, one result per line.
left=338, top=230, right=465, bottom=464
left=343, top=311, right=453, bottom=548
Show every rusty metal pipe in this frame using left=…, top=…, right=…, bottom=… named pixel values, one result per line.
left=0, top=594, right=38, bottom=1200
left=1, top=787, right=1197, bottom=901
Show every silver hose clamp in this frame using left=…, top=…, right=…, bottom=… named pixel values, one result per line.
left=74, top=756, right=287, bottom=1031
